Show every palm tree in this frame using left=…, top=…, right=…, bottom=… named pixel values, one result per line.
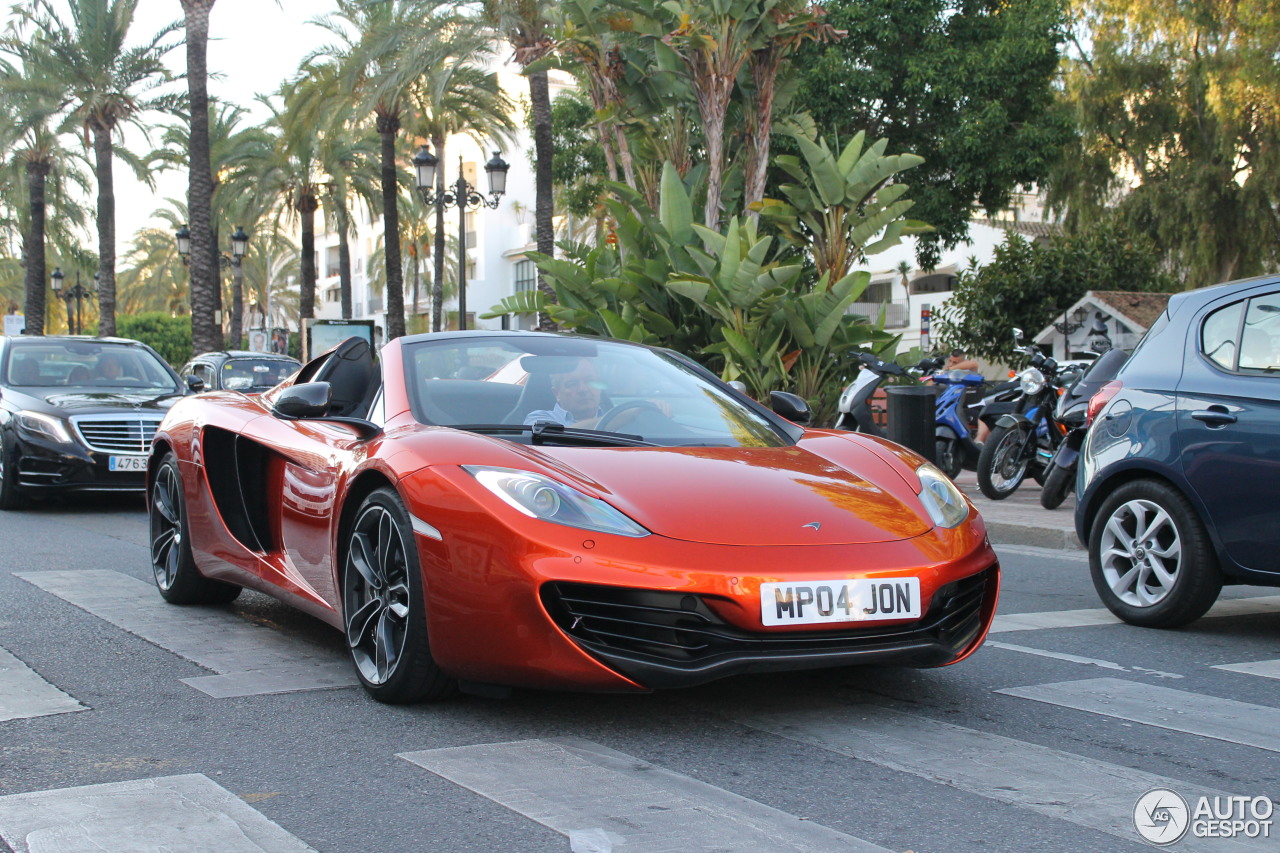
left=9, top=0, right=178, bottom=337
left=0, top=61, right=84, bottom=336
left=408, top=37, right=516, bottom=331
left=484, top=0, right=557, bottom=330
left=312, top=0, right=458, bottom=340
left=178, top=0, right=219, bottom=354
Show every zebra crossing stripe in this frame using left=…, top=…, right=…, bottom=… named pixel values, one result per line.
left=1214, top=659, right=1280, bottom=680
left=0, top=774, right=315, bottom=852
left=990, top=594, right=1280, bottom=633
left=15, top=570, right=358, bottom=698
left=0, top=646, right=84, bottom=722
left=399, top=737, right=895, bottom=853
left=998, top=677, right=1280, bottom=752
left=735, top=702, right=1270, bottom=851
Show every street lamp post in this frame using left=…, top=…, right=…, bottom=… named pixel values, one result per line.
left=176, top=225, right=249, bottom=347
left=412, top=147, right=509, bottom=331
left=50, top=267, right=96, bottom=336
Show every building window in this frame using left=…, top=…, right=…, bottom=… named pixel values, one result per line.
left=514, top=259, right=537, bottom=293
left=855, top=280, right=893, bottom=304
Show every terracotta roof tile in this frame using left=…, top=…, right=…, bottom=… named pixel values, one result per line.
left=1089, top=290, right=1172, bottom=330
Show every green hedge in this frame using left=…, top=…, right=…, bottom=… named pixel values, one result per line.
left=83, top=313, right=193, bottom=368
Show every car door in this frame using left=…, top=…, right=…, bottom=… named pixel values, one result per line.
left=1176, top=289, right=1280, bottom=575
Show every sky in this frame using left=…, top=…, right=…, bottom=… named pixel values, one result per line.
left=113, top=0, right=340, bottom=250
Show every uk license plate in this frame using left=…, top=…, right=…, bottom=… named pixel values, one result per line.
left=108, top=455, right=147, bottom=472
left=760, top=578, right=921, bottom=626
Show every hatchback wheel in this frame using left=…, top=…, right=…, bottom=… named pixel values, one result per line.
left=343, top=487, right=453, bottom=703
left=1088, top=480, right=1221, bottom=628
left=150, top=452, right=241, bottom=605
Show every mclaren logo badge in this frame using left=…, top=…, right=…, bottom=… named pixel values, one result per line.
left=803, top=522, right=821, bottom=530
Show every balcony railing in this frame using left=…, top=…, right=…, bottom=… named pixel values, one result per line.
left=848, top=301, right=910, bottom=329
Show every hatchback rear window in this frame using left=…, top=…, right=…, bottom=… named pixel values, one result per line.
left=1202, top=301, right=1244, bottom=370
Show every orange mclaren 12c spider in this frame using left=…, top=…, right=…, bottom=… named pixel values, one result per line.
left=148, top=332, right=999, bottom=703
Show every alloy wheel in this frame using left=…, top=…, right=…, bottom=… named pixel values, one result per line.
left=1098, top=498, right=1182, bottom=607
left=344, top=504, right=412, bottom=685
left=150, top=464, right=183, bottom=590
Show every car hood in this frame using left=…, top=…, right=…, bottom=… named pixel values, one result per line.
left=532, top=442, right=930, bottom=546
left=39, top=392, right=183, bottom=414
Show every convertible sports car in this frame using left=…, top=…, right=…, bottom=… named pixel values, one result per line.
left=149, top=332, right=999, bottom=703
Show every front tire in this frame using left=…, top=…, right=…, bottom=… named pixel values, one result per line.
left=976, top=425, right=1030, bottom=500
left=1088, top=480, right=1221, bottom=628
left=150, top=452, right=242, bottom=605
left=342, top=487, right=453, bottom=704
left=1040, top=464, right=1074, bottom=510
left=0, top=431, right=27, bottom=510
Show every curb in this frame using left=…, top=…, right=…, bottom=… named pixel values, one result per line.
left=985, top=519, right=1083, bottom=551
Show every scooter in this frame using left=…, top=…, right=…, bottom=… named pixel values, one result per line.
left=1039, top=319, right=1125, bottom=509
left=931, top=366, right=988, bottom=478
left=831, top=351, right=908, bottom=435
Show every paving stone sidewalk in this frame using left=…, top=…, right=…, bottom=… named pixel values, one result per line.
left=952, top=470, right=1084, bottom=551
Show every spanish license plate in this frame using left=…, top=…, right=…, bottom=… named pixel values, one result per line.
left=108, top=455, right=147, bottom=472
left=760, top=577, right=921, bottom=626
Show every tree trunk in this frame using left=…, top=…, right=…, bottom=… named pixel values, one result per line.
left=182, top=0, right=220, bottom=356
left=378, top=115, right=405, bottom=340
left=744, top=50, right=779, bottom=218
left=92, top=125, right=118, bottom=337
left=337, top=204, right=353, bottom=320
left=230, top=261, right=243, bottom=347
left=22, top=160, right=49, bottom=336
left=432, top=132, right=446, bottom=333
left=299, top=192, right=318, bottom=321
left=528, top=68, right=557, bottom=332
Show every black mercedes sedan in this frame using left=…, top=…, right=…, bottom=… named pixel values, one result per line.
left=0, top=335, right=187, bottom=508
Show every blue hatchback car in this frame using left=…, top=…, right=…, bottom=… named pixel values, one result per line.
left=1077, top=276, right=1280, bottom=628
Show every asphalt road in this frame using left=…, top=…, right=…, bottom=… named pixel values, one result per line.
left=1, top=496, right=1277, bottom=853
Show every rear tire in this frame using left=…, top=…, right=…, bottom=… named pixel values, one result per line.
left=1040, top=464, right=1074, bottom=510
left=150, top=452, right=242, bottom=605
left=0, top=431, right=27, bottom=511
left=936, top=437, right=962, bottom=479
left=976, top=425, right=1029, bottom=500
left=342, top=487, right=454, bottom=704
left=1088, top=480, right=1221, bottom=628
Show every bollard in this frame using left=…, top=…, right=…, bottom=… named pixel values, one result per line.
left=886, top=385, right=938, bottom=464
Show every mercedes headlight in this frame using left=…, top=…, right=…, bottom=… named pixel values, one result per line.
left=915, top=463, right=969, bottom=529
left=464, top=466, right=650, bottom=538
left=15, top=411, right=77, bottom=446
left=1018, top=367, right=1046, bottom=395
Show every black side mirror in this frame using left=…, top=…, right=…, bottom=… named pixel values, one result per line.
left=769, top=391, right=811, bottom=425
left=185, top=374, right=206, bottom=393
left=273, top=382, right=331, bottom=419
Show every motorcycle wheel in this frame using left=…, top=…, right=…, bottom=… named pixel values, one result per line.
left=1040, top=464, right=1074, bottom=510
left=936, top=437, right=963, bottom=479
left=976, top=425, right=1030, bottom=500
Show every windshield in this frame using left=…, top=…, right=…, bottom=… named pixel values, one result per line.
left=4, top=342, right=180, bottom=392
left=404, top=337, right=790, bottom=448
left=222, top=357, right=298, bottom=391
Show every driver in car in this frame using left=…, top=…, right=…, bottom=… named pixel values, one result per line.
left=525, top=359, right=670, bottom=429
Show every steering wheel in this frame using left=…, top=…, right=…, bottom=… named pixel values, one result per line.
left=596, top=400, right=664, bottom=431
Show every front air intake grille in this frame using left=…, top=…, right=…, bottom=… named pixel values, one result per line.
left=541, top=567, right=995, bottom=687
left=73, top=417, right=161, bottom=454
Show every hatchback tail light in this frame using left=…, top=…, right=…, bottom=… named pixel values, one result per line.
left=1087, top=380, right=1123, bottom=426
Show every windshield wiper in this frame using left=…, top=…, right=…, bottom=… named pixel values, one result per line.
left=450, top=422, right=656, bottom=447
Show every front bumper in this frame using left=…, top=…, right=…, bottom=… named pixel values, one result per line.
left=541, top=565, right=998, bottom=688
left=10, top=434, right=147, bottom=494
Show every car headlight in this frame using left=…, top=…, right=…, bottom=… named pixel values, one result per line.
left=1018, top=367, right=1046, bottom=395
left=915, top=463, right=969, bottom=529
left=463, top=466, right=650, bottom=538
left=15, top=411, right=77, bottom=445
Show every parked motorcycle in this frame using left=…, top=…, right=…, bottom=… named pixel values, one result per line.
left=1039, top=321, right=1126, bottom=509
left=976, top=329, right=1074, bottom=500
left=930, top=365, right=988, bottom=478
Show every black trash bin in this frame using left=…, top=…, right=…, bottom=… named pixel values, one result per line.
left=886, top=385, right=938, bottom=464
